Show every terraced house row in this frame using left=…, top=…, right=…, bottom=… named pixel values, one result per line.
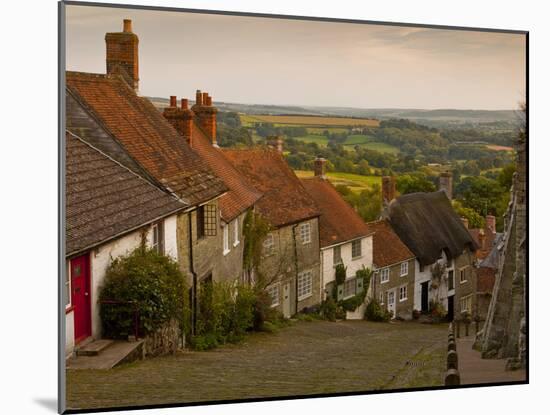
left=64, top=20, right=482, bottom=357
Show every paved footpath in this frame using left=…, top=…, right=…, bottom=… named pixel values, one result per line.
left=456, top=336, right=526, bottom=385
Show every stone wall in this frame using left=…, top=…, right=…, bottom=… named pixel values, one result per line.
left=143, top=319, right=182, bottom=357
left=372, top=258, right=415, bottom=320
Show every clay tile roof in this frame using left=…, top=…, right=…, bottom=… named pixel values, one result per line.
left=66, top=131, right=186, bottom=257
left=388, top=191, right=478, bottom=266
left=366, top=220, right=415, bottom=268
left=66, top=71, right=226, bottom=205
left=301, top=177, right=372, bottom=248
left=191, top=126, right=262, bottom=222
left=222, top=147, right=320, bottom=227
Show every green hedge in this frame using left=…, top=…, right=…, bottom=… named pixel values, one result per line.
left=99, top=247, right=187, bottom=339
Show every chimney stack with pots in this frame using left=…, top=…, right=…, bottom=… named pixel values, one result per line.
left=192, top=90, right=218, bottom=146
left=105, top=19, right=139, bottom=91
left=314, top=156, right=327, bottom=179
left=439, top=172, right=453, bottom=200
left=485, top=215, right=496, bottom=234
left=163, top=96, right=195, bottom=146
left=382, top=176, right=396, bottom=206
left=266, top=136, right=283, bottom=153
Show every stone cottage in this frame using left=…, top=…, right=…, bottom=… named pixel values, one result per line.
left=367, top=220, right=416, bottom=320
left=386, top=187, right=478, bottom=321
left=223, top=146, right=322, bottom=317
left=301, top=157, right=373, bottom=319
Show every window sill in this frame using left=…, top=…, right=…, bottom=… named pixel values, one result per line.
left=351, top=255, right=363, bottom=261
left=298, top=293, right=313, bottom=302
left=270, top=303, right=280, bottom=308
left=400, top=274, right=408, bottom=277
left=223, top=249, right=230, bottom=256
left=65, top=305, right=74, bottom=314
left=233, top=241, right=240, bottom=247
left=399, top=298, right=407, bottom=303
left=333, top=262, right=343, bottom=268
left=460, top=280, right=467, bottom=284
left=302, top=241, right=312, bottom=246
left=381, top=280, right=389, bottom=284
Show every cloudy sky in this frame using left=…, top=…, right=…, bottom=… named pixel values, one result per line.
left=65, top=4, right=526, bottom=110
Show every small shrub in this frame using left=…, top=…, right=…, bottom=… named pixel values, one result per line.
left=320, top=297, right=337, bottom=321
left=261, top=321, right=279, bottom=334
left=334, top=263, right=347, bottom=285
left=99, top=247, right=187, bottom=339
left=364, top=299, right=391, bottom=322
left=429, top=300, right=447, bottom=320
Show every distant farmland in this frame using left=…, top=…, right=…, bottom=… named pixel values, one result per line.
left=294, top=170, right=380, bottom=193
left=240, top=114, right=380, bottom=127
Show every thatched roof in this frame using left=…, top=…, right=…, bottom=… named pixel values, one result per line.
left=388, top=191, right=478, bottom=266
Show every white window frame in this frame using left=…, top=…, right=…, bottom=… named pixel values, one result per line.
left=380, top=268, right=390, bottom=284
left=151, top=221, right=164, bottom=255
left=65, top=261, right=71, bottom=309
left=399, top=285, right=408, bottom=302
left=263, top=233, right=275, bottom=256
left=297, top=270, right=313, bottom=301
left=343, top=278, right=356, bottom=299
left=267, top=283, right=280, bottom=307
left=223, top=224, right=230, bottom=255
left=460, top=295, right=473, bottom=313
left=300, top=222, right=311, bottom=245
left=333, top=245, right=342, bottom=266
left=400, top=261, right=408, bottom=277
left=460, top=266, right=468, bottom=284
left=233, top=218, right=240, bottom=247
left=351, top=239, right=362, bottom=259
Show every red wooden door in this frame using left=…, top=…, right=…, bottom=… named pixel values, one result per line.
left=71, top=253, right=91, bottom=343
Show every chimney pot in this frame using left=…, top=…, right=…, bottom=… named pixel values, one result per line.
left=123, top=19, right=132, bottom=33
left=169, top=96, right=177, bottom=107
left=202, top=92, right=208, bottom=105
left=181, top=98, right=189, bottom=110
left=206, top=96, right=212, bottom=106
left=314, top=157, right=327, bottom=178
left=382, top=176, right=396, bottom=205
left=196, top=90, right=202, bottom=106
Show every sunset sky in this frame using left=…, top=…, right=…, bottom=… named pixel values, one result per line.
left=65, top=4, right=526, bottom=110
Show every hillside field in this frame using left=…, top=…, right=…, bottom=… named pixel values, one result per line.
left=240, top=114, right=380, bottom=127
left=295, top=170, right=380, bottom=193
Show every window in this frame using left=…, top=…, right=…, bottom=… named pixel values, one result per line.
left=300, top=223, right=311, bottom=244
left=223, top=224, right=230, bottom=255
left=400, top=261, right=408, bottom=277
left=460, top=267, right=468, bottom=283
left=460, top=295, right=473, bottom=314
left=351, top=239, right=362, bottom=258
left=263, top=233, right=275, bottom=255
left=419, top=263, right=425, bottom=272
left=65, top=262, right=71, bottom=308
left=233, top=218, right=240, bottom=247
left=333, top=245, right=342, bottom=265
left=344, top=278, right=356, bottom=298
left=197, top=205, right=217, bottom=238
left=297, top=270, right=313, bottom=300
left=448, top=270, right=455, bottom=290
left=399, top=285, right=408, bottom=302
left=380, top=268, right=390, bottom=283
left=151, top=221, right=164, bottom=255
left=267, top=284, right=280, bottom=307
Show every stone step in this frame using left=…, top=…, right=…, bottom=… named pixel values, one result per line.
left=68, top=340, right=144, bottom=370
left=76, top=339, right=115, bottom=356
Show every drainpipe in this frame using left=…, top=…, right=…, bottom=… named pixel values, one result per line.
left=188, top=210, right=198, bottom=336
left=292, top=224, right=300, bottom=316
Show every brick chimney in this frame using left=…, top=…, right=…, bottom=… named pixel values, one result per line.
left=439, top=172, right=453, bottom=200
left=485, top=215, right=496, bottom=234
left=266, top=136, right=283, bottom=153
left=382, top=176, right=396, bottom=205
left=193, top=90, right=218, bottom=146
left=163, top=96, right=195, bottom=145
left=461, top=217, right=469, bottom=229
left=314, top=157, right=327, bottom=179
left=105, top=19, right=139, bottom=91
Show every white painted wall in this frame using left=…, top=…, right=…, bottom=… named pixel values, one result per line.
left=320, top=235, right=373, bottom=320
left=65, top=311, right=74, bottom=357
left=66, top=214, right=179, bottom=354
left=413, top=250, right=455, bottom=311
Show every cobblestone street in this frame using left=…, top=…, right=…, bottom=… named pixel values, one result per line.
left=67, top=320, right=448, bottom=410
